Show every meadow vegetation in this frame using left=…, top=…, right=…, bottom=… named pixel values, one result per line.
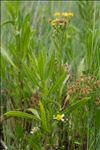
left=1, top=1, right=100, bottom=150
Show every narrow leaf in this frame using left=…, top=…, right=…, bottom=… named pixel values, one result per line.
left=39, top=101, right=48, bottom=132
left=27, top=108, right=41, bottom=120
left=48, top=73, right=66, bottom=95
left=1, top=47, right=18, bottom=70
left=4, top=111, right=38, bottom=120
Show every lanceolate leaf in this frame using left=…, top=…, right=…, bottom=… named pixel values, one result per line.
left=48, top=73, right=66, bottom=96
left=4, top=111, right=39, bottom=120
left=1, top=20, right=14, bottom=26
left=39, top=101, right=48, bottom=132
left=1, top=47, right=18, bottom=70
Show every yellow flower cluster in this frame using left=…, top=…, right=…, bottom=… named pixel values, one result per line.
left=49, top=11, right=74, bottom=27
left=54, top=12, right=74, bottom=17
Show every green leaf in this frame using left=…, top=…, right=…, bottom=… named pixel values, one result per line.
left=37, top=50, right=46, bottom=81
left=63, top=97, right=90, bottom=114
left=39, top=101, right=48, bottom=132
left=1, top=20, right=14, bottom=26
left=74, top=141, right=81, bottom=145
left=27, top=108, right=41, bottom=120
left=59, top=75, right=70, bottom=97
left=23, top=64, right=40, bottom=87
left=21, top=15, right=31, bottom=61
left=1, top=47, right=18, bottom=70
left=48, top=73, right=66, bottom=96
left=4, top=111, right=38, bottom=120
left=15, top=122, right=24, bottom=139
left=46, top=53, right=55, bottom=79
left=95, top=107, right=100, bottom=129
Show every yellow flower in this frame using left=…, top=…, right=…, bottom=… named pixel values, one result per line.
left=54, top=114, right=65, bottom=121
left=62, top=12, right=74, bottom=17
left=68, top=12, right=74, bottom=16
left=54, top=12, right=61, bottom=17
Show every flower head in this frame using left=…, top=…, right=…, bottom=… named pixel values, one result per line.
left=54, top=12, right=61, bottom=17
left=62, top=12, right=74, bottom=17
left=54, top=114, right=65, bottom=122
